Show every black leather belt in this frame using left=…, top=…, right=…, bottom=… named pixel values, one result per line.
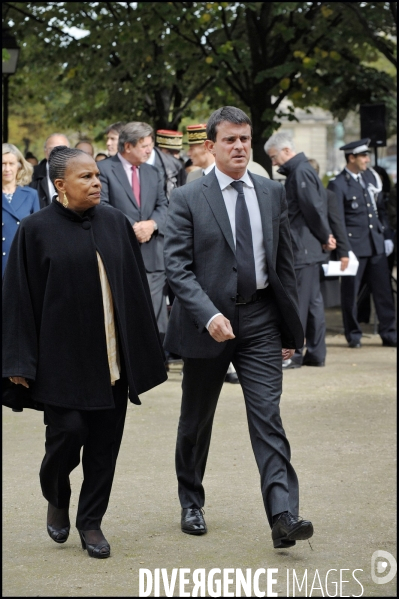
left=235, top=287, right=270, bottom=305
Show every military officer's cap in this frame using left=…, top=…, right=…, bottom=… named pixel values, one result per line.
left=156, top=129, right=183, bottom=151
left=339, top=138, right=371, bottom=155
left=187, top=124, right=208, bottom=145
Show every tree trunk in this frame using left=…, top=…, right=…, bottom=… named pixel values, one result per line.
left=250, top=90, right=274, bottom=178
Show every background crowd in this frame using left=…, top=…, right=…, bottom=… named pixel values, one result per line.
left=3, top=118, right=397, bottom=368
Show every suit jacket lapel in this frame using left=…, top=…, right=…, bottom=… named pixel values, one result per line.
left=2, top=188, right=28, bottom=218
left=111, top=158, right=139, bottom=208
left=251, top=175, right=274, bottom=268
left=202, top=171, right=235, bottom=255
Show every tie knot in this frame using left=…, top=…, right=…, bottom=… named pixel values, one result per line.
left=231, top=180, right=244, bottom=193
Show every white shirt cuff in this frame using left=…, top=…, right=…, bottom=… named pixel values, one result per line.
left=206, top=313, right=222, bottom=330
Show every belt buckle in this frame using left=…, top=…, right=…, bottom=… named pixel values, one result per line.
left=235, top=295, right=247, bottom=305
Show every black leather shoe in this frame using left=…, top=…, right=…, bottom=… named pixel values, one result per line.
left=47, top=503, right=70, bottom=544
left=382, top=339, right=397, bottom=347
left=78, top=529, right=110, bottom=559
left=272, top=512, right=313, bottom=549
left=282, top=359, right=301, bottom=369
left=348, top=340, right=362, bottom=348
left=181, top=508, right=207, bottom=535
left=302, top=359, right=325, bottom=367
left=224, top=372, right=240, bottom=384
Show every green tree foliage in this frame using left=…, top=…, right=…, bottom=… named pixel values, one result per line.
left=2, top=2, right=396, bottom=170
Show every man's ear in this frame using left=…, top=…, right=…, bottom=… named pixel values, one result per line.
left=204, top=139, right=215, bottom=155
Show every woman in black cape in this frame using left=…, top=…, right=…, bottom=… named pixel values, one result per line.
left=2, top=146, right=167, bottom=559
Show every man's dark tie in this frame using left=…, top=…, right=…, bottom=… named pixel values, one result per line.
left=230, top=180, right=257, bottom=299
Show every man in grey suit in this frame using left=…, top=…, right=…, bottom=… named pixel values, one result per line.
left=98, top=122, right=169, bottom=340
left=164, top=106, right=313, bottom=549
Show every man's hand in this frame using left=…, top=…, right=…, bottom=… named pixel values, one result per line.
left=340, top=256, right=349, bottom=271
left=133, top=220, right=156, bottom=243
left=322, top=234, right=337, bottom=251
left=208, top=315, right=236, bottom=342
left=9, top=376, right=29, bottom=388
left=282, top=348, right=295, bottom=360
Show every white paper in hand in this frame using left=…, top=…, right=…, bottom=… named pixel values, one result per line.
left=322, top=251, right=359, bottom=276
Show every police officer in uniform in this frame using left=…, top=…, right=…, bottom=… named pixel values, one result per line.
left=328, top=139, right=397, bottom=348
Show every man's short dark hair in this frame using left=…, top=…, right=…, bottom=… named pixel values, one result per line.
left=206, top=107, right=252, bottom=142
left=105, top=121, right=126, bottom=135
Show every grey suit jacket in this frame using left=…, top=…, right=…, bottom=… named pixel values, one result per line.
left=98, top=155, right=168, bottom=272
left=164, top=169, right=304, bottom=358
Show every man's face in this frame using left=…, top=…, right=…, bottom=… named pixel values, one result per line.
left=187, top=143, right=210, bottom=168
left=267, top=146, right=293, bottom=167
left=205, top=122, right=251, bottom=177
left=76, top=142, right=94, bottom=156
left=122, top=136, right=153, bottom=166
left=351, top=152, right=370, bottom=172
left=106, top=130, right=119, bottom=156
left=45, top=135, right=70, bottom=160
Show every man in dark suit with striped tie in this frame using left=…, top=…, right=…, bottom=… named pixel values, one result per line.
left=164, top=106, right=313, bottom=549
left=98, top=122, right=169, bottom=341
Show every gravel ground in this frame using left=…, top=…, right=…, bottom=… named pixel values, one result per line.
left=2, top=309, right=397, bottom=597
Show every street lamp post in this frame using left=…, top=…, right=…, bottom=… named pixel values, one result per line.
left=2, top=28, right=20, bottom=143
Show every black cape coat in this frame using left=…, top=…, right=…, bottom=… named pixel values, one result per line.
left=2, top=200, right=167, bottom=410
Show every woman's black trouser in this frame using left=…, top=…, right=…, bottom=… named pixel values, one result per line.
left=39, top=373, right=128, bottom=530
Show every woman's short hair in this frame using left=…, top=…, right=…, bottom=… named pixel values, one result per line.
left=118, top=122, right=153, bottom=153
left=48, top=146, right=85, bottom=186
left=206, top=107, right=253, bottom=142
left=2, top=143, right=33, bottom=186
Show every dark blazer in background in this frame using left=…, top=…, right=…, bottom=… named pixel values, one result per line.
left=277, top=152, right=331, bottom=267
left=98, top=155, right=168, bottom=273
left=326, top=188, right=349, bottom=260
left=29, top=159, right=52, bottom=208
left=164, top=169, right=304, bottom=358
left=2, top=186, right=40, bottom=276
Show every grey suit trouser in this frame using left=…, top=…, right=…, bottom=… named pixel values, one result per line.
left=146, top=271, right=169, bottom=336
left=175, top=290, right=299, bottom=527
left=293, top=263, right=326, bottom=364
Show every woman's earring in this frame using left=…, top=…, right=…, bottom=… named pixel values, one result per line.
left=62, top=193, right=69, bottom=208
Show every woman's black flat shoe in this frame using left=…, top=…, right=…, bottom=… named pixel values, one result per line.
left=47, top=504, right=70, bottom=543
left=78, top=530, right=110, bottom=559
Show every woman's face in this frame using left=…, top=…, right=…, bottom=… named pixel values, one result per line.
left=56, top=154, right=102, bottom=212
left=2, top=153, right=20, bottom=186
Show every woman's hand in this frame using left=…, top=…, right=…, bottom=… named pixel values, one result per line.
left=9, top=376, right=29, bottom=388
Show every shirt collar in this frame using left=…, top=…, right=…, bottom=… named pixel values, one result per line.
left=214, top=165, right=254, bottom=191
left=203, top=162, right=215, bottom=176
left=146, top=148, right=156, bottom=166
left=345, top=167, right=360, bottom=180
left=118, top=152, right=138, bottom=169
